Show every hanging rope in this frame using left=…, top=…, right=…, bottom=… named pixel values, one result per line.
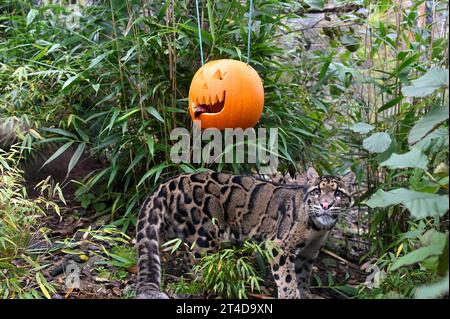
left=246, top=0, right=253, bottom=64
left=194, top=0, right=254, bottom=65
left=195, top=0, right=204, bottom=65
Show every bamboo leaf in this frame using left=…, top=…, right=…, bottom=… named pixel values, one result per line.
left=124, top=151, right=145, bottom=176
left=378, top=96, right=403, bottom=113
left=137, top=163, right=167, bottom=187
left=117, top=108, right=140, bottom=122
left=146, top=107, right=165, bottom=123
left=26, top=9, right=38, bottom=26
left=35, top=273, right=51, bottom=299
left=89, top=52, right=109, bottom=69
left=207, top=0, right=215, bottom=43
left=67, top=143, right=86, bottom=176
left=62, top=75, right=79, bottom=90
left=41, top=141, right=74, bottom=168
left=41, top=127, right=77, bottom=139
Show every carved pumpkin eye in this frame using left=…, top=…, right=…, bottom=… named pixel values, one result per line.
left=189, top=59, right=264, bottom=130
left=212, top=69, right=224, bottom=80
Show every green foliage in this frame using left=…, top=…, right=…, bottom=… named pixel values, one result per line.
left=380, top=148, right=429, bottom=170
left=0, top=147, right=59, bottom=298
left=367, top=189, right=449, bottom=219
left=390, top=230, right=447, bottom=271
left=192, top=241, right=277, bottom=299
left=415, top=273, right=449, bottom=299
left=351, top=122, right=374, bottom=134
left=103, top=245, right=137, bottom=269
left=363, top=75, right=449, bottom=295
left=358, top=269, right=435, bottom=299
left=401, top=68, right=449, bottom=98
left=64, top=226, right=137, bottom=290
left=166, top=277, right=203, bottom=296
left=362, top=132, right=392, bottom=154
left=408, top=105, right=449, bottom=145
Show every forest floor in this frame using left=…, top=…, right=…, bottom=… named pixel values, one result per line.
left=29, top=182, right=370, bottom=299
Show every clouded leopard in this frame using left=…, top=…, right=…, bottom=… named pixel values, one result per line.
left=135, top=167, right=355, bottom=299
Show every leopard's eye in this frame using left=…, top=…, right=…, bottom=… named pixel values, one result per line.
left=335, top=190, right=344, bottom=198
left=310, top=189, right=321, bottom=197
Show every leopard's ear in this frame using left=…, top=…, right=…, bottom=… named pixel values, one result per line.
left=341, top=171, right=356, bottom=190
left=306, top=167, right=320, bottom=182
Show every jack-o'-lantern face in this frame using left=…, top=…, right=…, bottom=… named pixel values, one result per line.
left=188, top=59, right=264, bottom=130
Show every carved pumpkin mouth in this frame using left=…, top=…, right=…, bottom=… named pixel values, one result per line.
left=192, top=91, right=226, bottom=118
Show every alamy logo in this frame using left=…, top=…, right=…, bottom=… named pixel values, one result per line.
left=361, top=261, right=385, bottom=289
left=170, top=121, right=279, bottom=174
left=38, top=0, right=82, bottom=29
left=65, top=261, right=80, bottom=289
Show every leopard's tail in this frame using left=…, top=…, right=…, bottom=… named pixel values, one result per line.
left=135, top=189, right=168, bottom=299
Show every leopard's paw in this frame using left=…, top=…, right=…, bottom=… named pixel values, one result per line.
left=136, top=290, right=169, bottom=299
left=299, top=289, right=312, bottom=299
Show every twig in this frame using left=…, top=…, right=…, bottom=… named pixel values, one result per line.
left=321, top=248, right=359, bottom=270
left=247, top=292, right=275, bottom=299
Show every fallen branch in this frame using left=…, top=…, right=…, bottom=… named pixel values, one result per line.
left=247, top=292, right=275, bottom=299
left=321, top=248, right=360, bottom=270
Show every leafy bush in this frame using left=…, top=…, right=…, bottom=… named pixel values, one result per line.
left=192, top=241, right=277, bottom=299
left=363, top=73, right=449, bottom=298
left=0, top=147, right=59, bottom=298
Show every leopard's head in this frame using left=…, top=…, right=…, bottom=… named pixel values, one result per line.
left=304, top=167, right=355, bottom=230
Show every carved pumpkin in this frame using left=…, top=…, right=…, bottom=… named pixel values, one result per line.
left=188, top=59, right=264, bottom=130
